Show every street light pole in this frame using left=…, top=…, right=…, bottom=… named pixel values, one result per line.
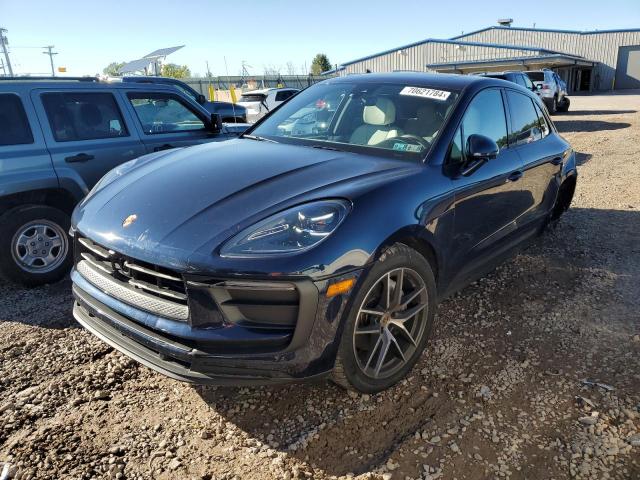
left=43, top=45, right=58, bottom=76
left=0, top=28, right=13, bottom=76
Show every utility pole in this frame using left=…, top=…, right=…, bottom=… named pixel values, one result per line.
left=0, top=28, right=13, bottom=76
left=42, top=45, right=58, bottom=76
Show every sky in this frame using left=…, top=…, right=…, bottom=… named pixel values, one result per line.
left=1, top=0, right=639, bottom=77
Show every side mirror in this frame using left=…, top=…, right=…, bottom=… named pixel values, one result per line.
left=461, top=134, right=499, bottom=176
left=197, top=94, right=207, bottom=105
left=210, top=113, right=222, bottom=134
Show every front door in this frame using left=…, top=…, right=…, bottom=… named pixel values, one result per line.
left=33, top=89, right=146, bottom=192
left=448, top=88, right=528, bottom=275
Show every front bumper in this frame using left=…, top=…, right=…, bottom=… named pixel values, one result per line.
left=71, top=240, right=362, bottom=384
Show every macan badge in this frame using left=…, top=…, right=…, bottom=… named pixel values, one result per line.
left=122, top=214, right=138, bottom=228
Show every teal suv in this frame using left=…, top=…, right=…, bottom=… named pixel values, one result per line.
left=0, top=77, right=244, bottom=286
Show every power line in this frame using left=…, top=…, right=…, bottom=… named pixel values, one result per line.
left=0, top=27, right=14, bottom=76
left=42, top=45, right=58, bottom=76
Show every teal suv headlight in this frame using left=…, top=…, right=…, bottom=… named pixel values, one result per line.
left=220, top=200, right=350, bottom=257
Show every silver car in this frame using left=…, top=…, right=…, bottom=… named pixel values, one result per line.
left=525, top=70, right=570, bottom=114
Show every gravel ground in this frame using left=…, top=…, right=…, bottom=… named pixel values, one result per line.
left=1, top=93, right=639, bottom=480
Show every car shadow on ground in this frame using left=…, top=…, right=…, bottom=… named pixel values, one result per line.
left=558, top=109, right=637, bottom=116
left=576, top=152, right=593, bottom=165
left=193, top=207, right=640, bottom=477
left=554, top=119, right=631, bottom=133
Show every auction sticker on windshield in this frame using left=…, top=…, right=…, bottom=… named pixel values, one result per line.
left=400, top=86, right=451, bottom=101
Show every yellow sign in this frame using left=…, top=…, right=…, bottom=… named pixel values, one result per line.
left=58, top=66, right=67, bottom=73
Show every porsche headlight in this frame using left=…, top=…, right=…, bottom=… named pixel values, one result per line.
left=220, top=200, right=350, bottom=256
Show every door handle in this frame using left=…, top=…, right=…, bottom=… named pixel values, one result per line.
left=507, top=171, right=523, bottom=182
left=65, top=153, right=95, bottom=163
left=153, top=144, right=174, bottom=152
left=551, top=156, right=563, bottom=166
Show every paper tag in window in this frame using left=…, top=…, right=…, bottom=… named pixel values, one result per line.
left=400, top=86, right=451, bottom=101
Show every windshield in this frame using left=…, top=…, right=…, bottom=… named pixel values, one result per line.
left=249, top=81, right=459, bottom=160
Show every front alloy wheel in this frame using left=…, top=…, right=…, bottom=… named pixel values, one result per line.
left=333, top=243, right=436, bottom=392
left=353, top=268, right=428, bottom=379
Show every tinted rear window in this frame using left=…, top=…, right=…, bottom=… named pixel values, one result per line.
left=275, top=90, right=295, bottom=101
left=0, top=94, right=34, bottom=146
left=484, top=74, right=508, bottom=80
left=526, top=72, right=544, bottom=82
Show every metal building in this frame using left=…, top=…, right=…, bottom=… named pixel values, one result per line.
left=331, top=24, right=640, bottom=92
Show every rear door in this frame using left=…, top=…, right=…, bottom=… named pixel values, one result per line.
left=0, top=92, right=57, bottom=193
left=121, top=90, right=219, bottom=153
left=504, top=89, right=563, bottom=228
left=449, top=88, right=527, bottom=271
left=32, top=89, right=146, bottom=192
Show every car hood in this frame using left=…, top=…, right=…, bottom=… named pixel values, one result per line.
left=73, top=139, right=417, bottom=269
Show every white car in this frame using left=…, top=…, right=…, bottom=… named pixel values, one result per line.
left=237, top=88, right=299, bottom=122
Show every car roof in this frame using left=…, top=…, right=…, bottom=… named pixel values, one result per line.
left=325, top=72, right=506, bottom=91
left=0, top=79, right=187, bottom=93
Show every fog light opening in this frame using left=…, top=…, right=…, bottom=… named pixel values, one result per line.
left=326, top=278, right=356, bottom=298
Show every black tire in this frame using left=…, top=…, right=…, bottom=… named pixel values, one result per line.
left=332, top=243, right=437, bottom=393
left=0, top=205, right=72, bottom=287
left=557, top=97, right=570, bottom=113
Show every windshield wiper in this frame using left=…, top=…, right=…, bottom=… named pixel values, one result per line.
left=242, top=134, right=278, bottom=143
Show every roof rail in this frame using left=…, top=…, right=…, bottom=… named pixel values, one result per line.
left=0, top=76, right=100, bottom=82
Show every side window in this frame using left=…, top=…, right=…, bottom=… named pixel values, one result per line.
left=0, top=94, right=34, bottom=146
left=533, top=101, right=551, bottom=138
left=506, top=90, right=543, bottom=146
left=41, top=92, right=128, bottom=142
left=127, top=92, right=205, bottom=134
left=461, top=89, right=509, bottom=150
left=513, top=75, right=526, bottom=87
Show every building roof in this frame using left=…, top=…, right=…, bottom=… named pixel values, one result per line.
left=334, top=24, right=639, bottom=71
left=338, top=38, right=566, bottom=68
left=451, top=25, right=640, bottom=40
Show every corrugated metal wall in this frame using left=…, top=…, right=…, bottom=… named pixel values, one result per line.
left=455, top=29, right=640, bottom=90
left=343, top=42, right=543, bottom=75
left=341, top=28, right=640, bottom=90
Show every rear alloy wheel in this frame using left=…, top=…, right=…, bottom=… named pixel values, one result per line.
left=333, top=244, right=436, bottom=392
left=0, top=205, right=72, bottom=287
left=550, top=96, right=558, bottom=114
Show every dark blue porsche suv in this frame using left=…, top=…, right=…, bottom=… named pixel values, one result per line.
left=70, top=73, right=577, bottom=392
